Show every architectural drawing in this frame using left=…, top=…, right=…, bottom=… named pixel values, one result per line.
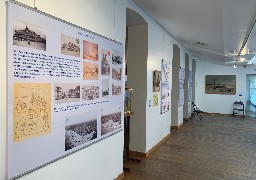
left=13, top=83, right=51, bottom=142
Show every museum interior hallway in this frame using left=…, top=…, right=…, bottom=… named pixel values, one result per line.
left=124, top=115, right=256, bottom=180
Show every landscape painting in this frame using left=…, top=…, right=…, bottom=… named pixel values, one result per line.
left=205, top=75, right=236, bottom=95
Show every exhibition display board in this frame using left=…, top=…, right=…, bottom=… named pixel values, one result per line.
left=160, top=60, right=171, bottom=114
left=7, top=1, right=124, bottom=179
left=179, top=67, right=185, bottom=107
left=188, top=71, right=193, bottom=102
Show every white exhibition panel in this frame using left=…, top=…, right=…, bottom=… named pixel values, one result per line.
left=7, top=2, right=124, bottom=179
left=160, top=60, right=171, bottom=114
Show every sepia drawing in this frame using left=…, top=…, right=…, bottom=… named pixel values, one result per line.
left=101, top=49, right=111, bottom=76
left=13, top=83, right=51, bottom=142
left=83, top=40, right=98, bottom=61
left=101, top=107, right=121, bottom=135
left=13, top=19, right=46, bottom=51
left=61, top=34, right=80, bottom=57
left=54, top=83, right=80, bottom=104
left=65, top=111, right=97, bottom=151
left=83, top=62, right=98, bottom=80
left=112, top=67, right=122, bottom=81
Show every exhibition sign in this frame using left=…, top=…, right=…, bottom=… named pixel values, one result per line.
left=7, top=1, right=124, bottom=179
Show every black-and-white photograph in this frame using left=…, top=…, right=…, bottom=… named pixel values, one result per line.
left=13, top=19, right=46, bottom=51
left=65, top=111, right=97, bottom=151
left=101, top=107, right=121, bottom=135
left=112, top=84, right=121, bottom=96
left=112, top=50, right=122, bottom=65
left=82, top=85, right=99, bottom=101
left=101, top=49, right=111, bottom=76
left=102, top=79, right=110, bottom=98
left=61, top=34, right=80, bottom=57
left=112, top=67, right=122, bottom=81
left=54, top=83, right=80, bottom=104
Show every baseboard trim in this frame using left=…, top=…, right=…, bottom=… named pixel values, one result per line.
left=129, top=132, right=171, bottom=158
left=183, top=117, right=189, bottom=121
left=203, top=112, right=243, bottom=117
left=171, top=123, right=183, bottom=130
left=114, top=171, right=124, bottom=180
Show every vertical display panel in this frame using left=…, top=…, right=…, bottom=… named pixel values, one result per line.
left=7, top=1, right=124, bottom=179
left=179, top=67, right=185, bottom=107
left=160, top=60, right=171, bottom=114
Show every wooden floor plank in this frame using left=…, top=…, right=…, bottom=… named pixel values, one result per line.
left=124, top=115, right=256, bottom=179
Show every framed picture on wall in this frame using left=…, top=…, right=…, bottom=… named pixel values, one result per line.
left=153, top=70, right=161, bottom=92
left=205, top=75, right=236, bottom=95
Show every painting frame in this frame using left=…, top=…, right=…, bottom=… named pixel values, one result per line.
left=205, top=75, right=236, bottom=95
left=153, top=70, right=161, bottom=92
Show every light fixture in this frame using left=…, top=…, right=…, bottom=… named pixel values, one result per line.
left=240, top=57, right=246, bottom=62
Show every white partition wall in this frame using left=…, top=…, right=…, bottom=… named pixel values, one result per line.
left=1, top=0, right=126, bottom=179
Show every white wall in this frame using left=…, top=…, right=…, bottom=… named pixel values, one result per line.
left=195, top=60, right=256, bottom=114
left=1, top=0, right=126, bottom=179
left=127, top=25, right=148, bottom=152
left=127, top=0, right=173, bottom=153
left=0, top=0, right=7, bottom=179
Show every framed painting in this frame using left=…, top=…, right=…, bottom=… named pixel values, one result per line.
left=205, top=75, right=236, bottom=95
left=153, top=70, right=161, bottom=92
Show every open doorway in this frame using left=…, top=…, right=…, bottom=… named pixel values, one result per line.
left=126, top=8, right=148, bottom=153
left=246, top=74, right=256, bottom=117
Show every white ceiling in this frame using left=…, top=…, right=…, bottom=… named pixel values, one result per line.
left=132, top=0, right=256, bottom=65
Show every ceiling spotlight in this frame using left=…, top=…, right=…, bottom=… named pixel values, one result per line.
left=240, top=57, right=246, bottom=62
left=233, top=64, right=237, bottom=69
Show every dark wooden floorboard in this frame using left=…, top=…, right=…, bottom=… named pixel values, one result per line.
left=124, top=115, right=256, bottom=180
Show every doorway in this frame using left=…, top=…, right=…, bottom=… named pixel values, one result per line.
left=246, top=74, right=256, bottom=117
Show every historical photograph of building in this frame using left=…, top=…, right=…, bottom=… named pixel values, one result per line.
left=112, top=67, right=122, bottom=81
left=112, top=84, right=121, bottom=96
left=101, top=49, right=111, bottom=76
left=13, top=19, right=46, bottom=51
left=82, top=85, right=99, bottom=101
left=61, top=34, right=80, bottom=57
left=102, top=79, right=109, bottom=98
left=54, top=83, right=80, bottom=104
left=83, top=40, right=98, bottom=61
left=101, top=107, right=121, bottom=136
left=112, top=50, right=122, bottom=65
left=65, top=111, right=97, bottom=151
left=83, top=62, right=98, bottom=80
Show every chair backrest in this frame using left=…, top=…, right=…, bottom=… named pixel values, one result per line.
left=234, top=101, right=243, bottom=105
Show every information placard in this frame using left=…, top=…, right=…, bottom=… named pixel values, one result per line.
left=7, top=1, right=124, bottom=179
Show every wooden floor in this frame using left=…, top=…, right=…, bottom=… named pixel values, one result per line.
left=124, top=115, right=256, bottom=180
